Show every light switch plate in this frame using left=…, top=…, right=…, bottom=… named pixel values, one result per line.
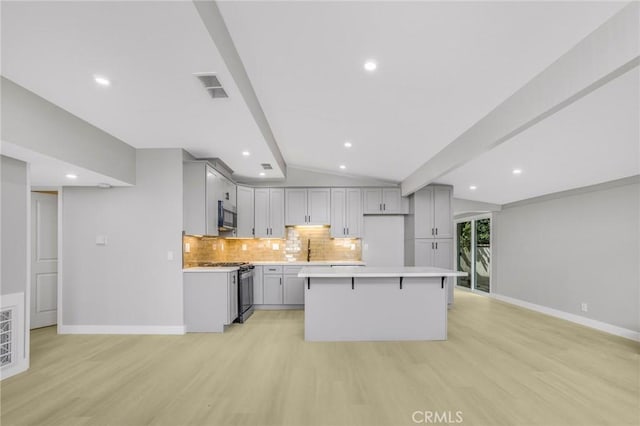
left=167, top=251, right=174, bottom=261
left=96, top=235, right=107, bottom=245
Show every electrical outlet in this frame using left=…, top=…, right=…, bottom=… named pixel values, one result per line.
left=581, top=302, right=588, bottom=312
left=184, top=243, right=190, bottom=253
left=167, top=251, right=174, bottom=261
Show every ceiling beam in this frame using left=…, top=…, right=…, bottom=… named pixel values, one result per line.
left=193, top=0, right=287, bottom=177
left=401, top=2, right=639, bottom=196
left=1, top=77, right=136, bottom=185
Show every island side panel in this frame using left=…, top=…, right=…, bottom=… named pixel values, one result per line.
left=304, top=276, right=447, bottom=341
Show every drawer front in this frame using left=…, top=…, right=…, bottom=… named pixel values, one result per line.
left=284, top=265, right=304, bottom=275
left=263, top=265, right=284, bottom=274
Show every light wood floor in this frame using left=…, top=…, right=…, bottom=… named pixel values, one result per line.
left=2, top=290, right=638, bottom=426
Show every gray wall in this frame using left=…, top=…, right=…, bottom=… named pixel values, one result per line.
left=1, top=155, right=28, bottom=296
left=494, top=180, right=639, bottom=331
left=1, top=77, right=136, bottom=185
left=61, top=149, right=183, bottom=327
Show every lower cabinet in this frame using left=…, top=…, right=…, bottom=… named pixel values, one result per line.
left=253, top=266, right=263, bottom=304
left=414, top=239, right=452, bottom=268
left=263, top=274, right=283, bottom=304
left=283, top=276, right=305, bottom=304
left=184, top=271, right=237, bottom=333
left=255, top=264, right=307, bottom=306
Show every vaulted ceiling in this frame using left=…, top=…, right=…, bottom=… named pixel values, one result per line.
left=2, top=1, right=636, bottom=203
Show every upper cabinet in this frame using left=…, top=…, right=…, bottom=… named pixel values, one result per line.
left=285, top=188, right=330, bottom=225
left=183, top=162, right=219, bottom=236
left=410, top=185, right=453, bottom=239
left=236, top=185, right=254, bottom=238
left=363, top=188, right=402, bottom=214
left=330, top=188, right=362, bottom=238
left=254, top=188, right=285, bottom=238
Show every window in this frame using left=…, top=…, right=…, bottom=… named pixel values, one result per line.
left=456, top=216, right=491, bottom=293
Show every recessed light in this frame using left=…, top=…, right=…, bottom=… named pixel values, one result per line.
left=344, top=141, right=352, bottom=148
left=66, top=173, right=78, bottom=179
left=242, top=151, right=250, bottom=157
left=259, top=172, right=265, bottom=177
left=94, top=75, right=111, bottom=86
left=512, top=169, right=522, bottom=175
left=469, top=185, right=477, bottom=190
left=364, top=61, right=377, bottom=72
left=339, top=165, right=346, bottom=170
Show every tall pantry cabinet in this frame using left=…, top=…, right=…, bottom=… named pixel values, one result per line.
left=404, top=185, right=454, bottom=303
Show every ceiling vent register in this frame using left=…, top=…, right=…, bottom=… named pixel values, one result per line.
left=261, top=163, right=273, bottom=170
left=195, top=73, right=228, bottom=99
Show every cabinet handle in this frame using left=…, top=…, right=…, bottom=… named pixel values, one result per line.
left=308, top=215, right=311, bottom=223
left=435, top=228, right=438, bottom=235
left=252, top=227, right=255, bottom=236
left=279, top=277, right=282, bottom=285
left=436, top=242, right=438, bottom=249
left=379, top=203, right=382, bottom=211
left=431, top=228, right=434, bottom=236
left=432, top=242, right=434, bottom=249
left=343, top=227, right=346, bottom=235
left=383, top=203, right=386, bottom=211
left=347, top=227, right=349, bottom=235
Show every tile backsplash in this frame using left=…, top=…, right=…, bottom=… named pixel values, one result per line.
left=183, top=226, right=361, bottom=267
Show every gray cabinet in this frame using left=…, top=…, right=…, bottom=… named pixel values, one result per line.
left=254, top=188, right=285, bottom=238
left=237, top=185, right=254, bottom=238
left=363, top=187, right=402, bottom=214
left=283, top=265, right=304, bottom=305
left=284, top=275, right=305, bottom=304
left=183, top=162, right=220, bottom=236
left=184, top=271, right=237, bottom=332
left=252, top=266, right=263, bottom=304
left=285, top=188, right=330, bottom=225
left=414, top=239, right=452, bottom=268
left=412, top=186, right=452, bottom=239
left=263, top=274, right=283, bottom=304
left=330, top=188, right=362, bottom=238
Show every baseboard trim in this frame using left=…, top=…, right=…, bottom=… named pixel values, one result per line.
left=490, top=293, right=640, bottom=342
left=0, top=359, right=28, bottom=380
left=254, top=305, right=304, bottom=311
left=58, top=325, right=186, bottom=335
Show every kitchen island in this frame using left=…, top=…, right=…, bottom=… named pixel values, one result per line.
left=298, top=266, right=467, bottom=342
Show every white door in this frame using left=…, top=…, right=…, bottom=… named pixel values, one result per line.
left=414, top=239, right=434, bottom=267
left=330, top=188, right=346, bottom=238
left=433, top=239, right=453, bottom=269
left=254, top=188, right=270, bottom=238
left=433, top=187, right=453, bottom=238
left=30, top=192, right=58, bottom=329
left=236, top=186, right=254, bottom=238
left=285, top=188, right=307, bottom=225
left=414, top=187, right=434, bottom=238
left=382, top=188, right=402, bottom=213
left=345, top=188, right=362, bottom=237
left=363, top=189, right=382, bottom=214
left=307, top=188, right=331, bottom=225
left=269, top=189, right=285, bottom=238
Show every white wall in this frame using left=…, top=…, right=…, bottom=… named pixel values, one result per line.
left=61, top=149, right=184, bottom=332
left=493, top=179, right=639, bottom=332
left=1, top=155, right=30, bottom=376
left=362, top=216, right=404, bottom=266
left=1, top=77, right=136, bottom=185
left=238, top=165, right=399, bottom=188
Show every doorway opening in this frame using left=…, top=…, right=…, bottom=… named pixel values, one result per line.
left=455, top=215, right=491, bottom=293
left=30, top=191, right=58, bottom=329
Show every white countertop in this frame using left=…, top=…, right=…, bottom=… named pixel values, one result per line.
left=183, top=267, right=239, bottom=273
left=298, top=266, right=467, bottom=278
left=252, top=260, right=366, bottom=266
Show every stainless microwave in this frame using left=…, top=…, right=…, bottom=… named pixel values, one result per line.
left=218, top=200, right=237, bottom=231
